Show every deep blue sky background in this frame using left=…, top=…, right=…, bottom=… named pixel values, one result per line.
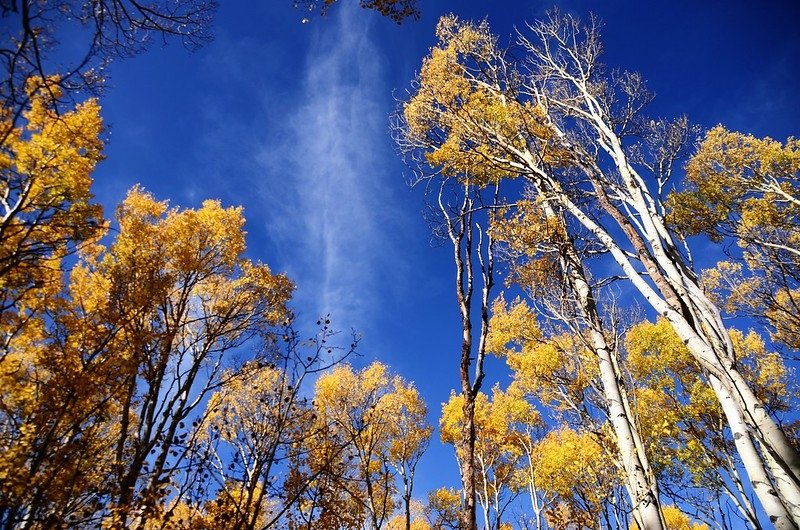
left=87, top=0, right=800, bottom=510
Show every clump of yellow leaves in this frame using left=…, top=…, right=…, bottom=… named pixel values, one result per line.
left=532, top=427, right=615, bottom=529
left=311, top=362, right=431, bottom=529
left=669, top=126, right=799, bottom=244
left=1, top=182, right=295, bottom=527
left=0, top=83, right=108, bottom=524
left=385, top=500, right=431, bottom=530
left=402, top=16, right=570, bottom=187
left=490, top=200, right=567, bottom=297
left=440, top=384, right=540, bottom=526
left=314, top=362, right=430, bottom=468
left=703, top=259, right=800, bottom=351
left=630, top=505, right=709, bottom=530
left=1, top=79, right=104, bottom=325
left=533, top=427, right=604, bottom=499
left=485, top=294, right=541, bottom=356
left=426, top=487, right=461, bottom=529
left=624, top=318, right=793, bottom=488
left=440, top=385, right=539, bottom=453
left=669, top=126, right=800, bottom=352
left=488, top=295, right=597, bottom=411
left=624, top=318, right=722, bottom=476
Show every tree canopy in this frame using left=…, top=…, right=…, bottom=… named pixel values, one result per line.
left=1, top=3, right=798, bottom=530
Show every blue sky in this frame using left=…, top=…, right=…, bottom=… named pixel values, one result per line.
left=89, top=0, right=800, bottom=509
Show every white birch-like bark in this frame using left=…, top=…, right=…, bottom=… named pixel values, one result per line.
left=760, top=440, right=800, bottom=525
left=397, top=14, right=800, bottom=526
left=520, top=436, right=547, bottom=530
left=503, top=141, right=800, bottom=526
left=723, top=462, right=763, bottom=530
left=536, top=198, right=665, bottom=530
left=519, top=25, right=800, bottom=498
left=543, top=170, right=799, bottom=527
left=585, top=107, right=800, bottom=484
left=710, top=376, right=798, bottom=530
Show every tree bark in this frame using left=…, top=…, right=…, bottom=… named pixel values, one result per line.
left=760, top=439, right=800, bottom=525
left=517, top=21, right=800, bottom=494
left=531, top=167, right=800, bottom=527
left=442, top=181, right=494, bottom=530
left=710, top=376, right=798, bottom=530
left=460, top=392, right=478, bottom=530
left=536, top=197, right=666, bottom=529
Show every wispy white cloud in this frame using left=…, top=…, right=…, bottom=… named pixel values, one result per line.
left=256, top=4, right=405, bottom=333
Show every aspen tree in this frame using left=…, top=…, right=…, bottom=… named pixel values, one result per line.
left=312, top=362, right=431, bottom=530
left=400, top=17, right=665, bottom=529
left=398, top=12, right=800, bottom=527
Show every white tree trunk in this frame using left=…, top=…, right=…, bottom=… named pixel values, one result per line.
left=536, top=198, right=665, bottom=529
left=593, top=328, right=665, bottom=529
left=710, top=375, right=798, bottom=529
left=526, top=165, right=799, bottom=527
left=761, top=439, right=800, bottom=525
left=576, top=81, right=800, bottom=491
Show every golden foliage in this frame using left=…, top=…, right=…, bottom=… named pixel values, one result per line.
left=0, top=185, right=294, bottom=527
left=533, top=428, right=605, bottom=499
left=402, top=16, right=570, bottom=186
left=631, top=505, right=709, bottom=530
left=491, top=200, right=567, bottom=254
left=533, top=427, right=615, bottom=529
left=670, top=126, right=800, bottom=243
left=486, top=294, right=541, bottom=357
left=670, top=126, right=800, bottom=353
left=386, top=500, right=432, bottom=530
left=440, top=385, right=539, bottom=453
left=426, top=487, right=461, bottom=529
left=199, top=359, right=316, bottom=530
left=0, top=82, right=105, bottom=354
left=314, top=362, right=431, bottom=451
left=625, top=318, right=696, bottom=383
left=702, top=260, right=800, bottom=351
left=623, top=317, right=794, bottom=489
left=511, top=331, right=597, bottom=411
left=0, top=85, right=111, bottom=526
left=624, top=318, right=723, bottom=477
left=440, top=384, right=539, bottom=523
left=490, top=200, right=567, bottom=296
left=311, top=362, right=431, bottom=529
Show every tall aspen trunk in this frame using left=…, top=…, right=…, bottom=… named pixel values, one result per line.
left=460, top=391, right=478, bottom=530
left=585, top=96, right=800, bottom=493
left=402, top=473, right=412, bottom=530
left=538, top=197, right=666, bottom=529
left=760, top=438, right=800, bottom=524
left=710, top=376, right=798, bottom=529
left=724, top=456, right=764, bottom=530
left=592, top=331, right=665, bottom=529
left=445, top=182, right=493, bottom=530
left=515, top=29, right=800, bottom=500
left=533, top=170, right=800, bottom=527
